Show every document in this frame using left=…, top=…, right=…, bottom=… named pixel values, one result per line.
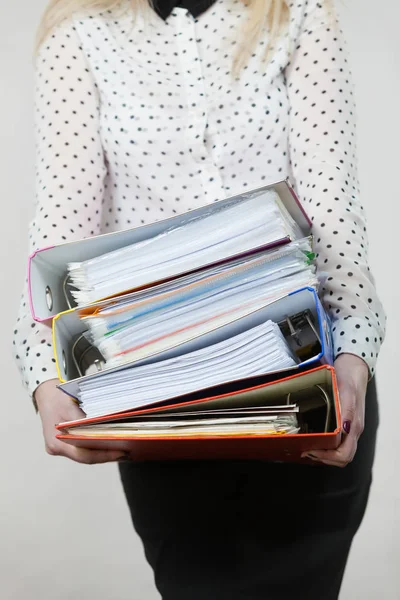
left=68, top=189, right=304, bottom=305
left=81, top=239, right=316, bottom=368
left=75, top=319, right=297, bottom=418
left=60, top=413, right=300, bottom=438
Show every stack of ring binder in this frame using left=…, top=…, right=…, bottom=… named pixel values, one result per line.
left=28, top=180, right=342, bottom=462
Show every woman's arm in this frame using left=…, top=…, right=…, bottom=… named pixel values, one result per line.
left=13, top=20, right=126, bottom=462
left=285, top=0, right=386, bottom=376
left=13, top=20, right=107, bottom=399
left=286, top=0, right=385, bottom=466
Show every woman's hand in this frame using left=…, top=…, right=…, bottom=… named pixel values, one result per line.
left=36, top=379, right=127, bottom=464
left=303, top=353, right=369, bottom=468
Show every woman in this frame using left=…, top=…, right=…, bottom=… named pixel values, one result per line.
left=14, top=0, right=385, bottom=598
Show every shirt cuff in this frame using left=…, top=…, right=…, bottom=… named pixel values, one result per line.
left=331, top=316, right=381, bottom=377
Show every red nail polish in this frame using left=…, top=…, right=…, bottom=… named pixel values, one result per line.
left=343, top=420, right=351, bottom=434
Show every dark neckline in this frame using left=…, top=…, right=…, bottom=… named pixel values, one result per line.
left=151, top=0, right=218, bottom=21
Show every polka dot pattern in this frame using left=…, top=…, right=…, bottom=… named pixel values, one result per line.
left=14, top=0, right=385, bottom=397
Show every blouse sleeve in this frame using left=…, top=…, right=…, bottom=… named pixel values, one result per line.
left=13, top=20, right=107, bottom=399
left=285, top=0, right=386, bottom=375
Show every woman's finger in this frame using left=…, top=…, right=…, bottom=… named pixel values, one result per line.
left=45, top=435, right=127, bottom=463
left=65, top=445, right=128, bottom=464
left=302, top=429, right=358, bottom=467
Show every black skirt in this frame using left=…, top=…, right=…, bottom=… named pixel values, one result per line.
left=119, top=379, right=378, bottom=600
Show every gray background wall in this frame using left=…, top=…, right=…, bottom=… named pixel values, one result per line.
left=1, top=1, right=398, bottom=598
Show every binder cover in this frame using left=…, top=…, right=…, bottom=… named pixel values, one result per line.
left=29, top=180, right=311, bottom=321
left=56, top=287, right=333, bottom=396
left=57, top=366, right=341, bottom=462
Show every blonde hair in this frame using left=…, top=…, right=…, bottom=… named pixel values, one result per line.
left=37, top=0, right=289, bottom=74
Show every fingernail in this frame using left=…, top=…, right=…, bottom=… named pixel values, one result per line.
left=343, top=420, right=352, bottom=434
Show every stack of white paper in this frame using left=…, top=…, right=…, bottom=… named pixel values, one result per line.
left=81, top=239, right=316, bottom=368
left=68, top=189, right=303, bottom=306
left=62, top=414, right=300, bottom=438
left=78, top=319, right=297, bottom=418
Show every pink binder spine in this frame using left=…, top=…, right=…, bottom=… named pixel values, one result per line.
left=28, top=246, right=55, bottom=322
left=285, top=180, right=312, bottom=229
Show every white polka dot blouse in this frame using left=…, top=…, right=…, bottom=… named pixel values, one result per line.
left=13, top=0, right=386, bottom=396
